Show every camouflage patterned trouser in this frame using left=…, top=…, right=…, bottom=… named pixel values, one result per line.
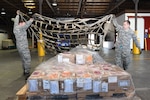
left=17, top=42, right=31, bottom=73
left=115, top=49, right=131, bottom=70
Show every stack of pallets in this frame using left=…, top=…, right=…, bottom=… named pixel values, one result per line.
left=17, top=48, right=137, bottom=100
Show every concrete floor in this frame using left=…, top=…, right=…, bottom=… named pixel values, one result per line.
left=0, top=48, right=150, bottom=100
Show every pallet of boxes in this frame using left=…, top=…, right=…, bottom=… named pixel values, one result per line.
left=26, top=47, right=138, bottom=100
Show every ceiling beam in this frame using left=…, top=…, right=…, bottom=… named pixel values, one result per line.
left=59, top=8, right=107, bottom=10
left=58, top=6, right=107, bottom=9
left=81, top=0, right=87, bottom=18
left=57, top=1, right=110, bottom=3
left=76, top=0, right=87, bottom=18
left=106, top=0, right=126, bottom=14
left=45, top=0, right=55, bottom=13
left=2, top=0, right=25, bottom=12
left=38, top=0, right=43, bottom=14
left=77, top=0, right=83, bottom=15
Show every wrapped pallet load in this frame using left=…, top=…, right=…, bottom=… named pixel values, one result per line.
left=27, top=46, right=136, bottom=100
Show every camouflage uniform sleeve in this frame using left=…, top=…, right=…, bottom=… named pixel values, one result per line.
left=112, top=18, right=122, bottom=32
left=23, top=19, right=34, bottom=30
left=131, top=31, right=141, bottom=49
left=14, top=15, right=19, bottom=28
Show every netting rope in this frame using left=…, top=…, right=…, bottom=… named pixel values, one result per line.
left=19, top=12, right=114, bottom=53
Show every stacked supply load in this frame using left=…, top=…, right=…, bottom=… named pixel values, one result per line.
left=27, top=46, right=135, bottom=100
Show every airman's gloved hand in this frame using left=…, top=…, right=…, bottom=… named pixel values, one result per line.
left=16, top=10, right=20, bottom=15
left=30, top=18, right=34, bottom=21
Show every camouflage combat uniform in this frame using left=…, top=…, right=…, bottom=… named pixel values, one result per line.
left=13, top=15, right=33, bottom=73
left=112, top=18, right=141, bottom=70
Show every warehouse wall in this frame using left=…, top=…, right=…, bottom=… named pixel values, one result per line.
left=143, top=17, right=150, bottom=50
left=116, top=13, right=150, bottom=49
left=126, top=13, right=150, bottom=50
left=128, top=17, right=144, bottom=49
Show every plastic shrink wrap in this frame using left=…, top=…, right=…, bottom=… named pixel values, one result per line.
left=27, top=46, right=135, bottom=99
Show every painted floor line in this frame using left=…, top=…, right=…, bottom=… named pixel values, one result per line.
left=135, top=88, right=150, bottom=91
left=133, top=58, right=150, bottom=60
left=105, top=58, right=150, bottom=61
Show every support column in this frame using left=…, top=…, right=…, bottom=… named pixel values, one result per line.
left=133, top=0, right=140, bottom=54
left=32, top=31, right=34, bottom=48
left=39, top=0, right=43, bottom=14
left=38, top=0, right=44, bottom=62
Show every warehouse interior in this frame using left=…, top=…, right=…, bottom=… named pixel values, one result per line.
left=0, top=0, right=150, bottom=100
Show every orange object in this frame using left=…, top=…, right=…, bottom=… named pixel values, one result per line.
left=144, top=38, right=147, bottom=51
left=83, top=73, right=91, bottom=78
left=61, top=71, right=71, bottom=77
left=48, top=73, right=59, bottom=80
left=86, top=55, right=93, bottom=64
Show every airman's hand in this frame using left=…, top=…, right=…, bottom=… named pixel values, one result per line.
left=30, top=18, right=34, bottom=21
left=16, top=10, right=20, bottom=15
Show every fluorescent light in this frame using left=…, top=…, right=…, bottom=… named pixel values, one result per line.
left=52, top=2, right=57, bottom=6
left=28, top=9, right=33, bottom=14
left=1, top=8, right=6, bottom=15
left=22, top=0, right=36, bottom=9
left=52, top=0, right=57, bottom=6
left=24, top=2, right=35, bottom=6
left=1, top=12, right=6, bottom=15
left=22, top=0, right=35, bottom=2
left=28, top=12, right=32, bottom=14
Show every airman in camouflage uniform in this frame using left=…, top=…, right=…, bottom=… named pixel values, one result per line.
left=13, top=10, right=33, bottom=75
left=112, top=18, right=141, bottom=70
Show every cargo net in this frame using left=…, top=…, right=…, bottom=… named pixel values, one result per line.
left=21, top=13, right=114, bottom=53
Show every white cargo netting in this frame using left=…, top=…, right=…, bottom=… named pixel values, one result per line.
left=20, top=12, right=114, bottom=52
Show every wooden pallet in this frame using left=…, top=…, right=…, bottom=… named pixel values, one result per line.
left=16, top=84, right=136, bottom=100
left=16, top=84, right=27, bottom=100
left=16, top=83, right=76, bottom=100
left=27, top=92, right=77, bottom=100
left=77, top=91, right=135, bottom=100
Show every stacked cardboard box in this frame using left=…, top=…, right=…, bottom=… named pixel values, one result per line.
left=27, top=47, right=135, bottom=99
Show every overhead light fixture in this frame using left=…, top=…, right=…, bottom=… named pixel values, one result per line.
left=24, top=2, right=35, bottom=6
left=1, top=8, right=6, bottom=15
left=22, top=0, right=35, bottom=3
left=52, top=0, right=57, bottom=6
left=28, top=9, right=33, bottom=14
left=22, top=0, right=36, bottom=9
left=25, top=5, right=36, bottom=9
left=52, top=3, right=57, bottom=6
